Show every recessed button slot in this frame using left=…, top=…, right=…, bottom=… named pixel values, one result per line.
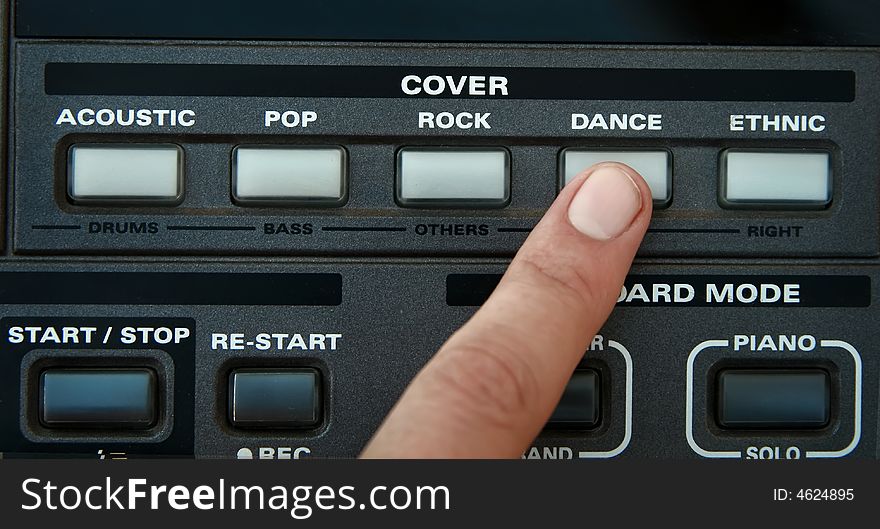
left=228, top=368, right=321, bottom=428
left=67, top=144, right=183, bottom=204
left=232, top=146, right=347, bottom=206
left=396, top=147, right=510, bottom=207
left=716, top=369, right=831, bottom=429
left=546, top=369, right=600, bottom=429
left=40, top=368, right=157, bottom=429
left=720, top=150, right=831, bottom=208
left=560, top=149, right=671, bottom=206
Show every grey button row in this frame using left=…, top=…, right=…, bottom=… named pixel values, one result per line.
left=67, top=144, right=832, bottom=209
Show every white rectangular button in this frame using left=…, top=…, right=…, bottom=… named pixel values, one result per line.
left=721, top=150, right=831, bottom=207
left=233, top=146, right=346, bottom=206
left=561, top=149, right=671, bottom=205
left=397, top=148, right=510, bottom=207
left=68, top=144, right=182, bottom=204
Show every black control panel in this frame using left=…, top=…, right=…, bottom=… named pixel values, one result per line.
left=2, top=1, right=879, bottom=460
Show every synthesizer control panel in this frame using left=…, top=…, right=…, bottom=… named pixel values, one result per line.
left=1, top=1, right=879, bottom=460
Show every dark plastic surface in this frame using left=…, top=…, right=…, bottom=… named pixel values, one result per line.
left=229, top=369, right=320, bottom=428
left=44, top=64, right=855, bottom=102
left=3, top=6, right=879, bottom=460
left=0, top=261, right=873, bottom=458
left=13, top=44, right=880, bottom=258
left=717, top=370, right=830, bottom=429
left=40, top=369, right=156, bottom=428
left=15, top=0, right=880, bottom=45
left=547, top=370, right=600, bottom=429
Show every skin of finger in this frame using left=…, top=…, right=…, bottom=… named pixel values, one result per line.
left=361, top=162, right=653, bottom=458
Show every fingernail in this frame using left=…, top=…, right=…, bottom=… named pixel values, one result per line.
left=567, top=165, right=643, bottom=240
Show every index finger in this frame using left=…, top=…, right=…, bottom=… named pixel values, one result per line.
left=361, top=162, right=652, bottom=458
